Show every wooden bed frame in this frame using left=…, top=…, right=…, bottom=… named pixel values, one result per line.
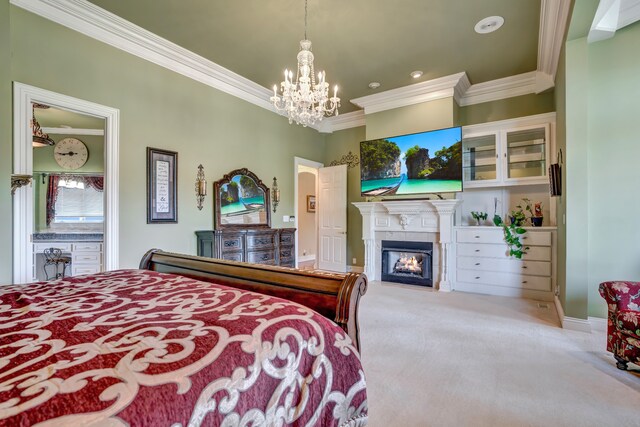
left=140, top=250, right=368, bottom=351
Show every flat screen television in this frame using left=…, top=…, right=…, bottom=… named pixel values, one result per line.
left=360, top=126, right=462, bottom=196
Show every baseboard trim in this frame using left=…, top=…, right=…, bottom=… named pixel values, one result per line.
left=554, top=295, right=565, bottom=323
left=298, top=255, right=316, bottom=263
left=562, top=316, right=592, bottom=332
left=348, top=265, right=364, bottom=274
left=589, top=316, right=607, bottom=332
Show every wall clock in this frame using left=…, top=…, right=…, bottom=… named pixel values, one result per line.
left=54, top=137, right=89, bottom=170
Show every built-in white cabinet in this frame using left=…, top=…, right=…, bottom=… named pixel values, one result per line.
left=453, top=227, right=555, bottom=300
left=462, top=122, right=551, bottom=188
left=33, top=241, right=103, bottom=281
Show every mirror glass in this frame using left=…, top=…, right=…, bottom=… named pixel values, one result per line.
left=218, top=173, right=268, bottom=226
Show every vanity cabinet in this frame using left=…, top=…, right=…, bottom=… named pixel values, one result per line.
left=32, top=240, right=103, bottom=281
left=196, top=228, right=295, bottom=268
left=462, top=123, right=551, bottom=188
left=453, top=227, right=555, bottom=300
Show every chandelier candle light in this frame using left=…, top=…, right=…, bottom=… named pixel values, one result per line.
left=271, top=0, right=340, bottom=127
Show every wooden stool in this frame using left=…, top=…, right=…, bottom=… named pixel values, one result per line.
left=43, top=247, right=71, bottom=280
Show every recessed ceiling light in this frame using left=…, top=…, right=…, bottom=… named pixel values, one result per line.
left=475, top=16, right=504, bottom=34
left=368, top=82, right=381, bottom=89
left=410, top=71, right=423, bottom=79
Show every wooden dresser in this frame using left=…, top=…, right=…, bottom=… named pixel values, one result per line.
left=196, top=228, right=295, bottom=267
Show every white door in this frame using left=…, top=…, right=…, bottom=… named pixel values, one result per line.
left=318, top=164, right=347, bottom=272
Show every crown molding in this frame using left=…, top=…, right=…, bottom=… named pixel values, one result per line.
left=588, top=0, right=640, bottom=43
left=457, top=72, right=537, bottom=107
left=10, top=0, right=275, bottom=111
left=350, top=72, right=469, bottom=115
left=462, top=112, right=556, bottom=136
left=538, top=0, right=572, bottom=85
left=317, top=110, right=366, bottom=133
left=41, top=127, right=104, bottom=136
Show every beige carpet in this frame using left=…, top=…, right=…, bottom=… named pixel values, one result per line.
left=359, top=282, right=640, bottom=427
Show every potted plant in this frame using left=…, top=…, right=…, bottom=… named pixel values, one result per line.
left=493, top=214, right=529, bottom=259
left=509, top=207, right=527, bottom=227
left=470, top=211, right=488, bottom=226
left=520, top=198, right=544, bottom=227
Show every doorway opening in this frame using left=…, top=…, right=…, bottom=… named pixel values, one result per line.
left=294, top=157, right=323, bottom=269
left=13, top=83, right=119, bottom=284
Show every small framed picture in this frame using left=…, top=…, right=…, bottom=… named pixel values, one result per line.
left=147, top=147, right=178, bottom=223
left=307, top=195, right=316, bottom=213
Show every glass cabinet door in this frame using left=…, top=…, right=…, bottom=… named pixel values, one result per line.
left=462, top=134, right=498, bottom=184
left=506, top=127, right=547, bottom=180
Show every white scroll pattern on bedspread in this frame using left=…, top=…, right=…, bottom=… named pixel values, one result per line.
left=0, top=270, right=368, bottom=426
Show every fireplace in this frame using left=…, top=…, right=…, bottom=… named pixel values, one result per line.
left=381, top=240, right=433, bottom=286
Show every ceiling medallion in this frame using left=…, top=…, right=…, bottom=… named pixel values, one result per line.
left=271, top=0, right=340, bottom=127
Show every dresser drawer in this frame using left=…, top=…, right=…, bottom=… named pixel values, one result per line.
left=457, top=269, right=551, bottom=291
left=280, top=232, right=294, bottom=246
left=246, top=234, right=277, bottom=249
left=457, top=243, right=551, bottom=261
left=34, top=243, right=72, bottom=252
left=72, top=242, right=102, bottom=252
left=222, top=252, right=244, bottom=262
left=247, top=249, right=276, bottom=264
left=519, top=231, right=551, bottom=246
left=72, top=252, right=102, bottom=264
left=220, top=235, right=243, bottom=252
left=457, top=256, right=551, bottom=277
left=279, top=246, right=294, bottom=260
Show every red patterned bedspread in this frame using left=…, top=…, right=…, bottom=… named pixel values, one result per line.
left=0, top=269, right=368, bottom=426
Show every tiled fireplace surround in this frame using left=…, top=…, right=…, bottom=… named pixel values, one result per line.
left=353, top=200, right=460, bottom=291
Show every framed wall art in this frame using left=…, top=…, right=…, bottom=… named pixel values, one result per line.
left=147, top=147, right=178, bottom=223
left=307, top=195, right=316, bottom=213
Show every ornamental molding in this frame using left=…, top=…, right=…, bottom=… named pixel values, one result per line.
left=11, top=0, right=570, bottom=133
left=329, top=151, right=360, bottom=169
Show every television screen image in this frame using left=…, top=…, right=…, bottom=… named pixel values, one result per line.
left=360, top=127, right=462, bottom=196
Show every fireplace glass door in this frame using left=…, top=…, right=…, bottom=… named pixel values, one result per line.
left=381, top=240, right=433, bottom=286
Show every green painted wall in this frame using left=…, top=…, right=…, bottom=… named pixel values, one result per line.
left=554, top=43, right=567, bottom=311
left=459, top=92, right=555, bottom=126
left=585, top=22, right=640, bottom=317
left=324, top=126, right=366, bottom=267
left=4, top=6, right=325, bottom=273
left=0, top=1, right=11, bottom=283
left=564, top=37, right=590, bottom=319
left=365, top=98, right=455, bottom=140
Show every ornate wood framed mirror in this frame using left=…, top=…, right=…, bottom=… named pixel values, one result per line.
left=213, top=168, right=271, bottom=229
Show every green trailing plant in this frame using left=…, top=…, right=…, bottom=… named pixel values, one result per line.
left=470, top=211, right=488, bottom=225
left=493, top=214, right=529, bottom=259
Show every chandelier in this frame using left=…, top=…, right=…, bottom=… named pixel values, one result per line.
left=271, top=0, right=340, bottom=127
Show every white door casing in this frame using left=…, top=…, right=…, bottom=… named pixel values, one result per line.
left=293, top=157, right=323, bottom=268
left=318, top=164, right=347, bottom=272
left=12, top=83, right=120, bottom=284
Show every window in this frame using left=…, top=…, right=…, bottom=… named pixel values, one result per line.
left=54, top=185, right=104, bottom=223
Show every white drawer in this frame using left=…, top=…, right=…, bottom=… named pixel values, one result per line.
left=457, top=256, right=551, bottom=277
left=457, top=243, right=551, bottom=262
left=34, top=243, right=72, bottom=252
left=72, top=265, right=101, bottom=276
left=457, top=269, right=551, bottom=291
left=72, top=252, right=102, bottom=264
left=457, top=229, right=503, bottom=244
left=72, top=242, right=102, bottom=252
left=457, top=229, right=551, bottom=246
left=519, top=231, right=551, bottom=247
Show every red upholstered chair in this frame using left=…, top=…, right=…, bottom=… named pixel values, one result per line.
left=599, top=281, right=640, bottom=370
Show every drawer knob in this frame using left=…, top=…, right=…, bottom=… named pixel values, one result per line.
left=474, top=235, right=480, bottom=239
left=522, top=266, right=528, bottom=269
left=522, top=237, right=528, bottom=240
left=475, top=249, right=480, bottom=253
left=475, top=263, right=480, bottom=266
left=475, top=276, right=480, bottom=279
left=522, top=280, right=528, bottom=284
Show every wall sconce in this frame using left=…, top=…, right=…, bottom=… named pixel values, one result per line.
left=11, top=174, right=33, bottom=195
left=271, top=177, right=280, bottom=213
left=195, top=164, right=206, bottom=210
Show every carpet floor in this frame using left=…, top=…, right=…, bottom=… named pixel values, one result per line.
left=359, top=282, right=640, bottom=427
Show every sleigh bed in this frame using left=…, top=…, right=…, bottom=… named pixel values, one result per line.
left=0, top=250, right=368, bottom=426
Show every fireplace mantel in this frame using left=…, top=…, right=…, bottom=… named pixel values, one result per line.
left=353, top=200, right=461, bottom=291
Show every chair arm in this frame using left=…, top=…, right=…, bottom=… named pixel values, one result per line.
left=599, top=281, right=640, bottom=312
